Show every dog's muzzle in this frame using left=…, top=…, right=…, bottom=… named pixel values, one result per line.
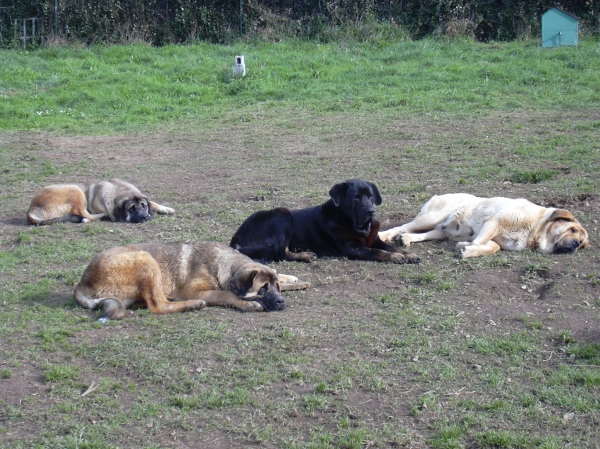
left=355, top=217, right=373, bottom=235
left=256, top=288, right=286, bottom=312
left=554, top=240, right=581, bottom=254
left=131, top=214, right=151, bottom=224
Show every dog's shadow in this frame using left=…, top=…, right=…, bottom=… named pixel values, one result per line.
left=20, top=292, right=77, bottom=311
left=0, top=217, right=29, bottom=227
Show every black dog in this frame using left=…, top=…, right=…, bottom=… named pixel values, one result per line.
left=230, top=179, right=421, bottom=264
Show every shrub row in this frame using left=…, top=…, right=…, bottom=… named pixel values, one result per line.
left=3, top=0, right=599, bottom=47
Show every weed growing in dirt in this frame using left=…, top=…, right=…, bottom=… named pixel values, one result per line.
left=510, top=168, right=557, bottom=184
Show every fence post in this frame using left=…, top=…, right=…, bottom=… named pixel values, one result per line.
left=54, top=0, right=58, bottom=35
left=239, top=0, right=243, bottom=35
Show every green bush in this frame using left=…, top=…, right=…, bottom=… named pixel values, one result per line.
left=2, top=0, right=598, bottom=47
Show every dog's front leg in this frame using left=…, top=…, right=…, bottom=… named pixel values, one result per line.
left=459, top=240, right=501, bottom=258
left=378, top=227, right=402, bottom=243
left=402, top=229, right=447, bottom=247
left=344, top=246, right=421, bottom=264
left=457, top=217, right=502, bottom=258
left=145, top=293, right=206, bottom=315
left=277, top=273, right=311, bottom=291
left=380, top=212, right=446, bottom=243
left=369, top=239, right=421, bottom=264
left=150, top=201, right=175, bottom=215
left=192, top=290, right=264, bottom=312
left=284, top=248, right=317, bottom=263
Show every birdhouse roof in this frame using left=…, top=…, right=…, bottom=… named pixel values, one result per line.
left=544, top=7, right=579, bottom=21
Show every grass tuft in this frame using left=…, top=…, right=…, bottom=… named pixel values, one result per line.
left=509, top=168, right=557, bottom=184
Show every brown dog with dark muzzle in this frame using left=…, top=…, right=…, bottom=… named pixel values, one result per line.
left=27, top=179, right=174, bottom=225
left=74, top=241, right=310, bottom=321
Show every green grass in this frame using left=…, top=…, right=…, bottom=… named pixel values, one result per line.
left=510, top=168, right=557, bottom=184
left=43, top=364, right=80, bottom=382
left=2, top=38, right=600, bottom=133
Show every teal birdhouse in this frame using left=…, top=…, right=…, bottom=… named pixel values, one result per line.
left=542, top=7, right=578, bottom=47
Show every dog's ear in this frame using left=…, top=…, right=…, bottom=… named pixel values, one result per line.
left=144, top=197, right=154, bottom=218
left=112, top=199, right=128, bottom=222
left=368, top=182, right=382, bottom=206
left=329, top=182, right=349, bottom=207
left=230, top=268, right=260, bottom=297
left=548, top=209, right=575, bottom=222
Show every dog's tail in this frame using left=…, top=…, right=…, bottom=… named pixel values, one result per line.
left=73, top=285, right=126, bottom=320
left=27, top=211, right=105, bottom=226
left=28, top=213, right=87, bottom=225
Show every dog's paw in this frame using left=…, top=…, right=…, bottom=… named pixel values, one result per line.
left=277, top=273, right=298, bottom=283
left=295, top=281, right=311, bottom=290
left=163, top=207, right=176, bottom=215
left=400, top=234, right=413, bottom=247
left=191, top=300, right=207, bottom=310
left=390, top=252, right=421, bottom=264
left=300, top=251, right=318, bottom=263
left=456, top=242, right=481, bottom=259
left=389, top=253, right=408, bottom=264
left=405, top=253, right=422, bottom=264
left=82, top=218, right=90, bottom=223
left=455, top=241, right=469, bottom=251
left=240, top=301, right=264, bottom=312
left=459, top=245, right=477, bottom=258
left=378, top=230, right=394, bottom=242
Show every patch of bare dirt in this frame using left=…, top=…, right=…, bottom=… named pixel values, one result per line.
left=1, top=111, right=599, bottom=447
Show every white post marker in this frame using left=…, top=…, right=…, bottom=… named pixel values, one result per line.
left=233, top=55, right=246, bottom=77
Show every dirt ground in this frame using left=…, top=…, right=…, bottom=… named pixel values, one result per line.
left=0, top=110, right=599, bottom=447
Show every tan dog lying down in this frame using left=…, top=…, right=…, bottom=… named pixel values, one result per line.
left=27, top=179, right=175, bottom=225
left=74, top=241, right=310, bottom=321
left=379, top=193, right=589, bottom=258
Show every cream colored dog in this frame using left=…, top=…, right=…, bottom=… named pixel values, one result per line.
left=379, top=193, right=589, bottom=258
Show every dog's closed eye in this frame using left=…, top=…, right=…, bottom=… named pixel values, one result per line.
left=258, top=283, right=269, bottom=296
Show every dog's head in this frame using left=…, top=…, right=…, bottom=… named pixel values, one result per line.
left=543, top=209, right=589, bottom=254
left=229, top=263, right=285, bottom=312
left=329, top=179, right=382, bottom=236
left=114, top=195, right=153, bottom=223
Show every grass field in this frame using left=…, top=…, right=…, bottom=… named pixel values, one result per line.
left=1, top=37, right=599, bottom=448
